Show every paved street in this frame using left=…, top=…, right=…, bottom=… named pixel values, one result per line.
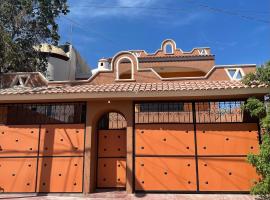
left=0, top=191, right=257, bottom=200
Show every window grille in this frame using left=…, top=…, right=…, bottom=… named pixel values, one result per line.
left=98, top=112, right=127, bottom=130
left=0, top=102, right=86, bottom=125
left=135, top=102, right=193, bottom=124
left=195, top=101, right=245, bottom=123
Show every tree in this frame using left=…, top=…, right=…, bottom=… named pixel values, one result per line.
left=242, top=61, right=270, bottom=198
left=0, top=0, right=69, bottom=73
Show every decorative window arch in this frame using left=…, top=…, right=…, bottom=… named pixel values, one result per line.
left=116, top=56, right=134, bottom=80
left=164, top=43, right=174, bottom=54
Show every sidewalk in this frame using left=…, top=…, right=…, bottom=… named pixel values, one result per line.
left=0, top=191, right=257, bottom=200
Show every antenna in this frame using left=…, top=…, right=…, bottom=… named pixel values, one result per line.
left=70, top=22, right=73, bottom=43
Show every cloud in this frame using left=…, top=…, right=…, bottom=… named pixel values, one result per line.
left=69, top=0, right=160, bottom=19
left=67, top=0, right=211, bottom=28
left=160, top=11, right=208, bottom=27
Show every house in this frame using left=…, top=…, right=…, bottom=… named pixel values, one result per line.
left=38, top=43, right=92, bottom=81
left=0, top=39, right=268, bottom=194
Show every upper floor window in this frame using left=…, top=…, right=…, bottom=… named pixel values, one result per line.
left=116, top=57, right=134, bottom=80
left=225, top=68, right=244, bottom=80
left=164, top=43, right=173, bottom=54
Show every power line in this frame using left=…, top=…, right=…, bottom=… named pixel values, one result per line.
left=71, top=4, right=270, bottom=24
left=183, top=0, right=270, bottom=24
left=72, top=5, right=190, bottom=13
left=62, top=16, right=118, bottom=45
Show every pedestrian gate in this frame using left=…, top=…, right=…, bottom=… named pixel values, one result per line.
left=97, top=112, right=127, bottom=189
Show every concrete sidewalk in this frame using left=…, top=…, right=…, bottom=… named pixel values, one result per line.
left=0, top=191, right=257, bottom=200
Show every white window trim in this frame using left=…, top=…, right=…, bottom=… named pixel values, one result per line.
left=163, top=43, right=174, bottom=54
left=225, top=68, right=245, bottom=80
left=115, top=56, right=135, bottom=81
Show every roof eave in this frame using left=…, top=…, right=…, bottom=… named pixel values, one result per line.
left=0, top=87, right=268, bottom=102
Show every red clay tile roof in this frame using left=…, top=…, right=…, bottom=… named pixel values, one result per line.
left=0, top=81, right=268, bottom=96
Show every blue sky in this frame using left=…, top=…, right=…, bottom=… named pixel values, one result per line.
left=58, top=0, right=270, bottom=69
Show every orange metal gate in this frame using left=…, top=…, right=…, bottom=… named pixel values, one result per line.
left=134, top=123, right=260, bottom=192
left=0, top=124, right=85, bottom=193
left=135, top=124, right=197, bottom=191
left=97, top=130, right=127, bottom=188
left=196, top=123, right=259, bottom=192
left=134, top=101, right=260, bottom=193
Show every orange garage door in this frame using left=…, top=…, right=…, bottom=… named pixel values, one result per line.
left=0, top=124, right=85, bottom=193
left=196, top=123, right=260, bottom=192
left=135, top=123, right=260, bottom=192
left=135, top=124, right=196, bottom=192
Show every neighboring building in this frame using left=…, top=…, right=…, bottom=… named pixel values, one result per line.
left=0, top=39, right=269, bottom=194
left=39, top=43, right=92, bottom=81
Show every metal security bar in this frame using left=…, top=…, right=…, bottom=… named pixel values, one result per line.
left=98, top=112, right=127, bottom=130
left=195, top=101, right=245, bottom=123
left=0, top=102, right=86, bottom=125
left=135, top=102, right=193, bottom=124
left=135, top=101, right=257, bottom=124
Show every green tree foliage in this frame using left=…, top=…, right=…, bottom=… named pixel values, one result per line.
left=243, top=61, right=270, bottom=197
left=0, top=0, right=69, bottom=73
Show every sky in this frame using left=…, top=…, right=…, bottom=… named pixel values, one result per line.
left=58, top=0, right=270, bottom=69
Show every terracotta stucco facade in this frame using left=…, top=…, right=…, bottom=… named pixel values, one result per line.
left=0, top=39, right=269, bottom=194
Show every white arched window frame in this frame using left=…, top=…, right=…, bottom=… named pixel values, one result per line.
left=164, top=43, right=174, bottom=54
left=115, top=56, right=134, bottom=81
left=225, top=68, right=245, bottom=80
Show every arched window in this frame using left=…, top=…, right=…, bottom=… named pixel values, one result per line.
left=98, top=112, right=127, bottom=130
left=116, top=57, right=133, bottom=80
left=164, top=43, right=173, bottom=54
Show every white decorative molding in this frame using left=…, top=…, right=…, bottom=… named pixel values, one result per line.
left=115, top=56, right=134, bottom=80
left=133, top=52, right=141, bottom=57
left=198, top=48, right=208, bottom=55
left=10, top=74, right=31, bottom=87
left=225, top=68, right=245, bottom=80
